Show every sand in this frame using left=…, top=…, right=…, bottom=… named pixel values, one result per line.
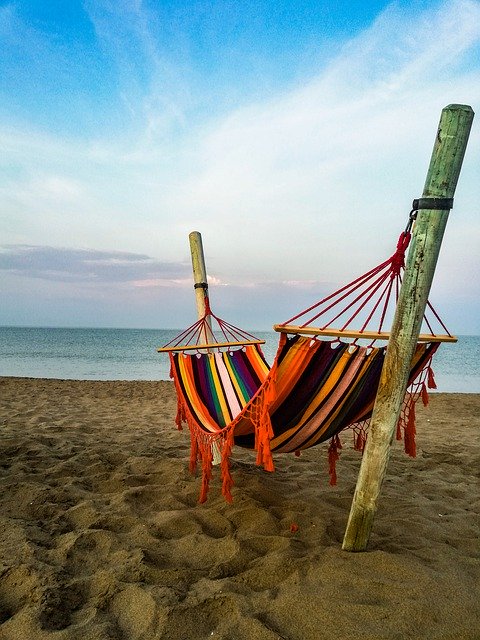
left=0, top=377, right=478, bottom=640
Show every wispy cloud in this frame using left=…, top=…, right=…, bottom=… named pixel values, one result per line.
left=0, top=0, right=479, bottom=331
left=0, top=245, right=189, bottom=285
left=167, top=0, right=480, bottom=284
left=84, top=0, right=190, bottom=143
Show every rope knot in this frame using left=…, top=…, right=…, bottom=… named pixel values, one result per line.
left=204, top=295, right=212, bottom=315
left=391, top=231, right=411, bottom=276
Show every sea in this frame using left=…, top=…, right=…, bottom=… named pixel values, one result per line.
left=0, top=326, right=479, bottom=393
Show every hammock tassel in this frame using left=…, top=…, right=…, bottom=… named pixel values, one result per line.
left=421, top=382, right=429, bottom=407
left=353, top=427, right=366, bottom=452
left=175, top=400, right=186, bottom=432
left=221, top=431, right=235, bottom=503
left=404, top=402, right=417, bottom=458
left=189, top=431, right=199, bottom=475
left=427, top=366, right=437, bottom=389
left=199, top=443, right=214, bottom=503
left=396, top=418, right=403, bottom=441
left=254, top=359, right=279, bottom=473
left=328, top=435, right=342, bottom=486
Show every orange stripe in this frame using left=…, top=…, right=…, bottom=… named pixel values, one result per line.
left=269, top=349, right=354, bottom=449
left=245, top=345, right=270, bottom=381
left=176, top=355, right=220, bottom=433
left=299, top=347, right=379, bottom=449
left=273, top=338, right=318, bottom=406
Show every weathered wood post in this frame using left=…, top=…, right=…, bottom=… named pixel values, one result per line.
left=189, top=231, right=213, bottom=345
left=342, top=104, right=474, bottom=552
left=189, top=231, right=221, bottom=464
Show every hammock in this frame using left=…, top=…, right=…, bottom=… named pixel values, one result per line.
left=160, top=220, right=453, bottom=502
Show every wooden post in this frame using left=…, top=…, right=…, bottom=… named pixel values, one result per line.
left=189, top=231, right=221, bottom=464
left=189, top=231, right=213, bottom=345
left=342, top=104, right=474, bottom=552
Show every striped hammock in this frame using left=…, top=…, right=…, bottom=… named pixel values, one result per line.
left=165, top=221, right=446, bottom=502
left=169, top=334, right=438, bottom=502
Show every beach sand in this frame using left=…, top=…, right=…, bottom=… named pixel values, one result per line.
left=0, top=377, right=478, bottom=640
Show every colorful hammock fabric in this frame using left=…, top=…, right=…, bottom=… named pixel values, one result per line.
left=165, top=221, right=446, bottom=503
left=169, top=334, right=438, bottom=502
left=172, top=345, right=270, bottom=430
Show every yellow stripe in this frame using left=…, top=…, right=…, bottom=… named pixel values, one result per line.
left=298, top=350, right=353, bottom=424
left=270, top=350, right=353, bottom=449
left=177, top=356, right=218, bottom=431
left=274, top=338, right=316, bottom=403
left=223, top=353, right=250, bottom=406
left=300, top=348, right=379, bottom=449
left=208, top=354, right=231, bottom=424
left=246, top=346, right=270, bottom=380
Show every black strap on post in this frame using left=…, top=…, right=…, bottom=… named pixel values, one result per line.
left=411, top=197, right=454, bottom=211
left=194, top=282, right=208, bottom=290
left=406, top=197, right=454, bottom=233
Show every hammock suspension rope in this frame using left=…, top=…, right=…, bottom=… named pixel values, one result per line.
left=158, top=209, right=451, bottom=504
left=275, top=206, right=454, bottom=344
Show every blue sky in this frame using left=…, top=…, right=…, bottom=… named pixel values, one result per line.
left=1, top=0, right=479, bottom=333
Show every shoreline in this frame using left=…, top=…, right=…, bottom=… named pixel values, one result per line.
left=1, top=377, right=479, bottom=639
left=2, top=375, right=480, bottom=394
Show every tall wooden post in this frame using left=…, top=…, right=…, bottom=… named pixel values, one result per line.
left=189, top=231, right=213, bottom=345
left=342, top=104, right=474, bottom=552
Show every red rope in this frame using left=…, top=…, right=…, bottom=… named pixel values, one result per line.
left=163, top=222, right=450, bottom=351
left=282, top=258, right=392, bottom=326
left=425, top=300, right=452, bottom=336
left=162, top=296, right=265, bottom=349
left=337, top=270, right=392, bottom=331
left=280, top=227, right=450, bottom=342
left=358, top=276, right=395, bottom=334
left=303, top=263, right=391, bottom=328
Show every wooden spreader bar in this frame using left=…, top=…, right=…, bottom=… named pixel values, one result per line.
left=157, top=339, right=266, bottom=353
left=274, top=324, right=457, bottom=343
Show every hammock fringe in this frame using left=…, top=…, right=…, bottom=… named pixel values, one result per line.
left=170, top=342, right=437, bottom=502
left=166, top=222, right=442, bottom=502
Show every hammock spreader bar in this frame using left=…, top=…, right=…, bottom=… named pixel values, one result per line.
left=273, top=325, right=457, bottom=342
left=158, top=297, right=266, bottom=353
left=158, top=339, right=265, bottom=353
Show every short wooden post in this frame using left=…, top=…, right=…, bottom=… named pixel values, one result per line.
left=189, top=231, right=221, bottom=464
left=189, top=231, right=213, bottom=345
left=342, top=104, right=474, bottom=552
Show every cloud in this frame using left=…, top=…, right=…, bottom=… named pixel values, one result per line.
left=84, top=0, right=190, bottom=143
left=0, top=245, right=189, bottom=285
left=165, top=0, right=480, bottom=287
left=0, top=0, right=479, bottom=332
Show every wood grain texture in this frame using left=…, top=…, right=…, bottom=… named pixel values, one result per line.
left=188, top=231, right=213, bottom=343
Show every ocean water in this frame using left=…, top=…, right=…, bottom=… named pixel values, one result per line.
left=0, top=326, right=479, bottom=393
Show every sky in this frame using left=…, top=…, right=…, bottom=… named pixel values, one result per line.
left=0, top=0, right=479, bottom=333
